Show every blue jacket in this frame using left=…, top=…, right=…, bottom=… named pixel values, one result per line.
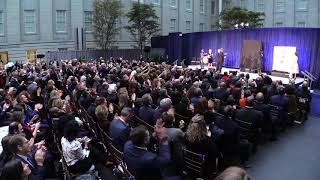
left=109, top=118, right=130, bottom=151
left=14, top=154, right=45, bottom=180
left=124, top=141, right=171, bottom=180
left=138, top=105, right=155, bottom=125
left=23, top=104, right=39, bottom=124
left=270, top=95, right=289, bottom=111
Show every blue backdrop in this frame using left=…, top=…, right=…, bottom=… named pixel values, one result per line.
left=151, top=28, right=320, bottom=86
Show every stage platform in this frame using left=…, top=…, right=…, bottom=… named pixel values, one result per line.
left=185, top=65, right=305, bottom=85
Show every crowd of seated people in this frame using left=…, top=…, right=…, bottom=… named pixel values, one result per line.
left=0, top=57, right=312, bottom=180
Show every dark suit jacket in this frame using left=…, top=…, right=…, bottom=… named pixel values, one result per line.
left=217, top=52, right=225, bottom=63
left=14, top=154, right=45, bottom=180
left=153, top=108, right=163, bottom=124
left=213, top=88, right=229, bottom=102
left=215, top=116, right=240, bottom=155
left=254, top=102, right=271, bottom=130
left=270, top=95, right=290, bottom=122
left=124, top=141, right=170, bottom=180
left=109, top=119, right=130, bottom=151
left=270, top=95, right=289, bottom=112
left=174, top=103, right=192, bottom=118
left=138, top=105, right=155, bottom=125
left=235, top=107, right=263, bottom=129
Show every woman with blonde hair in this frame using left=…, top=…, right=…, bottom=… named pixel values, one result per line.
left=95, top=104, right=110, bottom=131
left=185, top=114, right=219, bottom=179
left=51, top=98, right=64, bottom=110
left=118, top=93, right=129, bottom=110
left=117, top=87, right=130, bottom=109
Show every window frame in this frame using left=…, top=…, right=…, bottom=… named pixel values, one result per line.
left=200, top=0, right=205, bottom=14
left=211, top=1, right=216, bottom=15
left=0, top=11, right=4, bottom=36
left=199, top=23, right=205, bottom=31
left=186, top=21, right=191, bottom=32
left=170, top=19, right=176, bottom=32
left=170, top=0, right=177, bottom=8
left=56, top=10, right=67, bottom=33
left=24, top=10, right=36, bottom=34
left=153, top=0, right=160, bottom=5
left=84, top=11, right=93, bottom=33
left=186, top=0, right=192, bottom=10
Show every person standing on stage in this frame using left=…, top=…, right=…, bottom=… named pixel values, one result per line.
left=290, top=52, right=299, bottom=79
left=216, top=48, right=225, bottom=72
left=257, top=49, right=263, bottom=75
left=208, top=49, right=213, bottom=68
left=200, top=48, right=206, bottom=69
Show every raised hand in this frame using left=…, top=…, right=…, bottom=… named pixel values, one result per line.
left=35, top=146, right=46, bottom=166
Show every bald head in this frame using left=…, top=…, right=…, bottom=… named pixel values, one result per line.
left=246, top=96, right=254, bottom=107
left=255, top=92, right=264, bottom=103
left=220, top=82, right=226, bottom=89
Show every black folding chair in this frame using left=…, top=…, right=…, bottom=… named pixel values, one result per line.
left=234, top=118, right=254, bottom=140
left=182, top=148, right=206, bottom=179
left=297, top=97, right=309, bottom=123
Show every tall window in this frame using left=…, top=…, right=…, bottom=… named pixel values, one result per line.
left=223, top=0, right=231, bottom=8
left=132, top=0, right=145, bottom=3
left=199, top=23, right=204, bottom=31
left=56, top=10, right=66, bottom=32
left=24, top=10, right=36, bottom=33
left=200, top=0, right=205, bottom=13
left=211, top=1, right=215, bottom=15
left=256, top=0, right=264, bottom=12
left=240, top=0, right=247, bottom=8
left=170, top=0, right=177, bottom=7
left=186, top=0, right=191, bottom=10
left=186, top=21, right=191, bottom=32
left=0, top=12, right=4, bottom=36
left=296, top=0, right=308, bottom=11
left=84, top=11, right=93, bottom=32
left=170, top=19, right=176, bottom=32
left=275, top=0, right=285, bottom=12
left=153, top=0, right=160, bottom=5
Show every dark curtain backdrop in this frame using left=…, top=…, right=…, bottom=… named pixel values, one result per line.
left=152, top=28, right=320, bottom=87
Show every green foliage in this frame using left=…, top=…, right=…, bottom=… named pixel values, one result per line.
left=78, top=55, right=86, bottom=63
left=93, top=0, right=122, bottom=50
left=217, top=6, right=265, bottom=29
left=125, top=2, right=160, bottom=53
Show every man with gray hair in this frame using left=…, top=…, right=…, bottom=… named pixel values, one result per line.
left=109, top=107, right=133, bottom=151
left=153, top=98, right=172, bottom=125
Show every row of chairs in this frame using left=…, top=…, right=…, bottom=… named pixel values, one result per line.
left=50, top=117, right=70, bottom=180
left=82, top=103, right=214, bottom=179
left=77, top=105, right=135, bottom=180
